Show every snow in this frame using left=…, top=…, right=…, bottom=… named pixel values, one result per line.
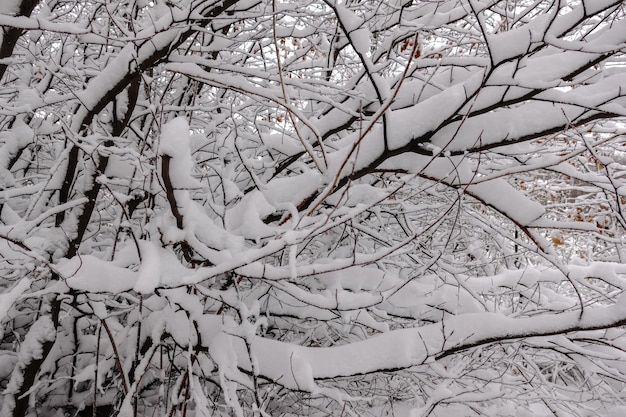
left=381, top=154, right=546, bottom=226
left=0, top=0, right=20, bottom=15
left=217, top=299, right=626, bottom=391
left=0, top=278, right=31, bottom=342
left=429, top=100, right=585, bottom=153
left=2, top=0, right=626, bottom=415
left=134, top=240, right=162, bottom=294
left=1, top=315, right=56, bottom=415
left=487, top=29, right=533, bottom=66
left=160, top=118, right=189, bottom=158
left=159, top=117, right=203, bottom=189
left=209, top=331, right=245, bottom=417
left=156, top=117, right=246, bottom=258
left=225, top=190, right=278, bottom=239
left=58, top=255, right=138, bottom=293
left=263, top=170, right=321, bottom=207
left=468, top=179, right=544, bottom=226
left=183, top=204, right=244, bottom=255
left=609, top=406, right=626, bottom=417
left=72, top=44, right=137, bottom=129
left=288, top=352, right=318, bottom=392
left=55, top=241, right=199, bottom=294
left=272, top=279, right=384, bottom=310
left=0, top=278, right=30, bottom=322
left=260, top=133, right=304, bottom=156
left=350, top=28, right=371, bottom=56
left=323, top=125, right=387, bottom=182
left=327, top=183, right=390, bottom=207
left=387, top=72, right=484, bottom=151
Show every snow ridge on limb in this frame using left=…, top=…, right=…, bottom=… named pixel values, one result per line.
left=467, top=180, right=544, bottom=226
left=233, top=298, right=626, bottom=390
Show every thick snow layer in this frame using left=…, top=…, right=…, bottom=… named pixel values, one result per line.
left=468, top=179, right=544, bottom=226
left=160, top=117, right=190, bottom=158
left=225, top=191, right=279, bottom=239
left=386, top=72, right=484, bottom=150
left=260, top=133, right=304, bottom=156
left=159, top=117, right=203, bottom=189
left=263, top=170, right=321, bottom=207
left=222, top=298, right=626, bottom=390
left=381, top=154, right=545, bottom=225
left=57, top=241, right=195, bottom=294
left=182, top=201, right=245, bottom=256
left=429, top=100, right=588, bottom=153
left=0, top=278, right=30, bottom=322
left=209, top=331, right=246, bottom=417
left=58, top=255, right=138, bottom=293
left=134, top=240, right=162, bottom=294
left=0, top=0, right=21, bottom=15
left=72, top=44, right=137, bottom=129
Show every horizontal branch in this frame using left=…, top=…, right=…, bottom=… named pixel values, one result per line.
left=236, top=299, right=626, bottom=390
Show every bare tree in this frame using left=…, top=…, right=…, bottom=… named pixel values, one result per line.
left=0, top=1, right=626, bottom=416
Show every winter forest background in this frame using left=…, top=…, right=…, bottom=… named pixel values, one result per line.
left=0, top=0, right=626, bottom=416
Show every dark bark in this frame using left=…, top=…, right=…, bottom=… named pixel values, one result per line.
left=12, top=296, right=60, bottom=417
left=0, top=0, right=38, bottom=81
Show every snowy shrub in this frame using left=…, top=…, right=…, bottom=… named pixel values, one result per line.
left=0, top=1, right=626, bottom=416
